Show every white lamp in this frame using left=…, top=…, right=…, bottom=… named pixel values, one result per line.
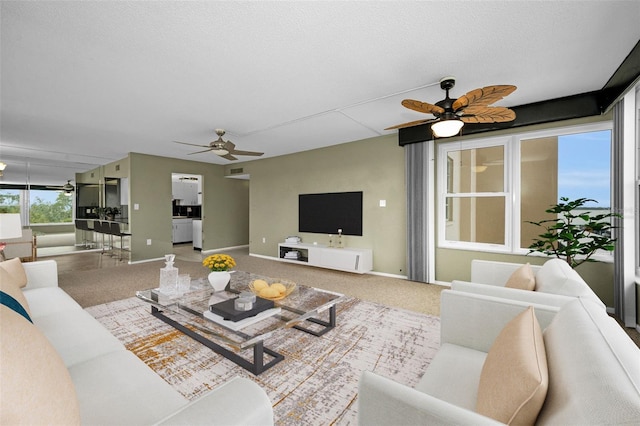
left=431, top=119, right=464, bottom=138
left=0, top=213, right=23, bottom=261
left=211, top=147, right=229, bottom=155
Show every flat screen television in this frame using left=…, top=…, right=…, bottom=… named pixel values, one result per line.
left=298, top=191, right=363, bottom=236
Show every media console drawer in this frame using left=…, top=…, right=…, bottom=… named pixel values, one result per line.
left=278, top=243, right=372, bottom=274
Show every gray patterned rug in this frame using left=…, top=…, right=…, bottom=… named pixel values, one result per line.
left=86, top=294, right=440, bottom=425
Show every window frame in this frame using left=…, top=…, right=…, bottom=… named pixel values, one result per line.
left=437, top=136, right=512, bottom=253
left=437, top=121, right=614, bottom=260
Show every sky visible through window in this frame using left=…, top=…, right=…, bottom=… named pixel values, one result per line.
left=30, top=189, right=65, bottom=204
left=558, top=130, right=611, bottom=208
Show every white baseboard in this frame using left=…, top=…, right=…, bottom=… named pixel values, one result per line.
left=249, top=253, right=275, bottom=261
left=202, top=244, right=249, bottom=255
left=129, top=256, right=164, bottom=265
left=368, top=271, right=407, bottom=280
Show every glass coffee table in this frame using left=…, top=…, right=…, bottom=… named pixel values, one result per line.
left=136, top=271, right=345, bottom=375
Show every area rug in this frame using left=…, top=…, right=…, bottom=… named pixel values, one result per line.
left=86, top=294, right=440, bottom=425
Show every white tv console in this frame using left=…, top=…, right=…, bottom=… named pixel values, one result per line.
left=278, top=243, right=373, bottom=274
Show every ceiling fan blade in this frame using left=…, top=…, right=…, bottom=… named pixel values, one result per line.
left=223, top=141, right=263, bottom=156
left=384, top=118, right=438, bottom=130
left=401, top=99, right=445, bottom=115
left=188, top=148, right=215, bottom=155
left=460, top=106, right=516, bottom=123
left=229, top=149, right=264, bottom=156
left=174, top=140, right=211, bottom=149
left=453, top=85, right=517, bottom=111
left=221, top=153, right=238, bottom=161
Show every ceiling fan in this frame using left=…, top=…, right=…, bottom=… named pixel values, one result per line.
left=385, top=77, right=517, bottom=137
left=174, top=129, right=264, bottom=161
left=46, top=180, right=75, bottom=196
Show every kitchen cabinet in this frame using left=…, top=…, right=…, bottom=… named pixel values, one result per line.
left=172, top=181, right=199, bottom=205
left=172, top=218, right=193, bottom=243
left=193, top=219, right=202, bottom=250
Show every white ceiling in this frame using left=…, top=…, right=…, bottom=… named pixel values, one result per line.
left=1, top=1, right=639, bottom=186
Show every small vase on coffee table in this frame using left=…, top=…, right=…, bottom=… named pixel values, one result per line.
left=208, top=271, right=231, bottom=292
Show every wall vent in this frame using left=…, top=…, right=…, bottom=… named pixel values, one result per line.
left=115, top=164, right=120, bottom=171
left=230, top=168, right=244, bottom=175
left=91, top=172, right=94, bottom=178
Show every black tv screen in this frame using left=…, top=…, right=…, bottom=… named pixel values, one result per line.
left=298, top=191, right=363, bottom=236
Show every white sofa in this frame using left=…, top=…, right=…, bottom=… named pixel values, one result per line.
left=451, top=258, right=607, bottom=310
left=358, top=290, right=640, bottom=425
left=1, top=259, right=274, bottom=425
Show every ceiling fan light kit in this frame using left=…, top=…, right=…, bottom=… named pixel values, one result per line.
left=431, top=118, right=464, bottom=138
left=211, top=148, right=229, bottom=156
left=386, top=77, right=517, bottom=138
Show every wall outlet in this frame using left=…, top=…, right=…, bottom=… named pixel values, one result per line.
left=379, top=199, right=386, bottom=207
left=134, top=203, right=140, bottom=210
left=262, top=237, right=266, bottom=243
left=146, top=239, right=152, bottom=245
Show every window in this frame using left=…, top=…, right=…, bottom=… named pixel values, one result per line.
left=520, top=130, right=612, bottom=250
left=438, top=123, right=612, bottom=256
left=0, top=187, right=73, bottom=225
left=29, top=189, right=73, bottom=224
left=439, top=138, right=510, bottom=250
left=0, top=189, right=20, bottom=213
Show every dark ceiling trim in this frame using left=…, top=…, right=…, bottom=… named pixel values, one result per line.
left=0, top=183, right=52, bottom=191
left=398, top=39, right=640, bottom=146
left=599, top=39, right=640, bottom=109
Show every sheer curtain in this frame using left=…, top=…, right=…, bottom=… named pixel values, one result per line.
left=612, top=100, right=625, bottom=321
left=405, top=141, right=433, bottom=283
left=612, top=87, right=638, bottom=328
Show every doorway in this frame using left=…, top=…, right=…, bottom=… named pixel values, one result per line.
left=171, top=173, right=202, bottom=250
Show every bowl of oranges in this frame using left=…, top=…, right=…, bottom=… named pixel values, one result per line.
left=249, top=278, right=296, bottom=301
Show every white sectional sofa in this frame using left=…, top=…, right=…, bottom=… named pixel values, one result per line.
left=1, top=259, right=274, bottom=425
left=358, top=290, right=640, bottom=425
left=451, top=258, right=607, bottom=310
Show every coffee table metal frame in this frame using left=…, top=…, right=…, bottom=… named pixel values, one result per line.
left=136, top=272, right=343, bottom=375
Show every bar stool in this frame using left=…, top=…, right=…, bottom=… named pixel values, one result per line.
left=77, top=219, right=94, bottom=248
left=109, top=222, right=131, bottom=261
left=75, top=219, right=88, bottom=247
left=94, top=221, right=111, bottom=255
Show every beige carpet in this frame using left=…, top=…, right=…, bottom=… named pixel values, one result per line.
left=58, top=247, right=445, bottom=316
left=86, top=293, right=441, bottom=425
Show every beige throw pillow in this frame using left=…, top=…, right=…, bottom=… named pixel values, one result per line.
left=505, top=263, right=535, bottom=291
left=476, top=306, right=548, bottom=425
left=0, top=267, right=31, bottom=317
left=0, top=305, right=81, bottom=425
left=0, top=257, right=28, bottom=288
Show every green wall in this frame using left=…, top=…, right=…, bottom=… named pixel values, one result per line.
left=228, top=134, right=407, bottom=275
left=127, top=153, right=249, bottom=262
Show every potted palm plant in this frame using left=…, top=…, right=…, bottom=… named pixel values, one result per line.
left=526, top=197, right=621, bottom=268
